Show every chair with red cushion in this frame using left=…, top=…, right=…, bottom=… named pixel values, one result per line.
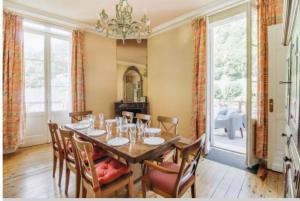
left=69, top=110, right=93, bottom=123
left=142, top=134, right=206, bottom=198
left=48, top=121, right=64, bottom=187
left=72, top=135, right=134, bottom=198
left=60, top=128, right=108, bottom=197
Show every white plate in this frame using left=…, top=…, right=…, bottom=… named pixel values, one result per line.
left=143, top=137, right=165, bottom=146
left=123, top=123, right=136, bottom=128
left=107, top=137, right=129, bottom=146
left=145, top=128, right=161, bottom=134
left=88, top=129, right=106, bottom=137
left=66, top=123, right=89, bottom=130
left=105, top=119, right=116, bottom=124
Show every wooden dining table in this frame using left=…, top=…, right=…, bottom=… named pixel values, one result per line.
left=65, top=122, right=181, bottom=197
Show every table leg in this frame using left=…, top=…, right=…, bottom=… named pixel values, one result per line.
left=128, top=163, right=137, bottom=197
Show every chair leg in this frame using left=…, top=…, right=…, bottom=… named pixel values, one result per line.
left=240, top=128, right=243, bottom=138
left=75, top=171, right=81, bottom=198
left=53, top=154, right=57, bottom=178
left=65, top=167, right=70, bottom=195
left=141, top=178, right=147, bottom=198
left=191, top=183, right=196, bottom=198
left=81, top=184, right=87, bottom=198
left=58, top=157, right=64, bottom=187
left=128, top=176, right=134, bottom=198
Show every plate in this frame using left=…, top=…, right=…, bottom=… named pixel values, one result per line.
left=143, top=137, right=165, bottom=146
left=145, top=128, right=161, bottom=134
left=123, top=123, right=136, bottom=128
left=105, top=119, right=116, bottom=124
left=88, top=129, right=106, bottom=137
left=107, top=137, right=129, bottom=146
left=66, top=123, right=89, bottom=130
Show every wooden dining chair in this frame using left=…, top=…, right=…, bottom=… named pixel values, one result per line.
left=135, top=113, right=151, bottom=126
left=59, top=128, right=81, bottom=197
left=72, top=135, right=134, bottom=198
left=69, top=111, right=93, bottom=123
left=157, top=116, right=179, bottom=134
left=142, top=134, right=206, bottom=198
left=122, top=111, right=134, bottom=123
left=156, top=116, right=179, bottom=162
left=48, top=121, right=64, bottom=187
left=60, top=128, right=109, bottom=197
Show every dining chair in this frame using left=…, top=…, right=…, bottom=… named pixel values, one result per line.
left=59, top=128, right=81, bottom=197
left=60, top=128, right=108, bottom=197
left=122, top=111, right=134, bottom=123
left=69, top=111, right=93, bottom=123
left=135, top=113, right=151, bottom=126
left=156, top=116, right=179, bottom=162
left=142, top=134, right=206, bottom=198
left=72, top=135, right=134, bottom=198
left=48, top=121, right=64, bottom=187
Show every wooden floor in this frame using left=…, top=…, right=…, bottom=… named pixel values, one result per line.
left=3, top=144, right=284, bottom=198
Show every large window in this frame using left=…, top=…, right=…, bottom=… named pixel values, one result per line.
left=24, top=20, right=71, bottom=113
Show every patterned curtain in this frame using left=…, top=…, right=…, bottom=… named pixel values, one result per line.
left=255, top=0, right=283, bottom=158
left=71, top=30, right=86, bottom=112
left=192, top=17, right=207, bottom=139
left=3, top=12, right=25, bottom=152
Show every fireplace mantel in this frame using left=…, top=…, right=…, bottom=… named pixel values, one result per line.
left=114, top=102, right=148, bottom=116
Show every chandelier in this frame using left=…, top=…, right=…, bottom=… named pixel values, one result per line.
left=96, top=0, right=151, bottom=44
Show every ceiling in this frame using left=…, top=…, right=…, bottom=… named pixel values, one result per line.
left=6, top=0, right=217, bottom=28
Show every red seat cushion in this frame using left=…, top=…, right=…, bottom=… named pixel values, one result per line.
left=147, top=162, right=191, bottom=195
left=94, top=158, right=130, bottom=184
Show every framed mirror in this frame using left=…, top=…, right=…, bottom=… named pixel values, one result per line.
left=123, top=66, right=143, bottom=102
left=117, top=39, right=148, bottom=102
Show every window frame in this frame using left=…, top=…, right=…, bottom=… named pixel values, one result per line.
left=23, top=20, right=72, bottom=115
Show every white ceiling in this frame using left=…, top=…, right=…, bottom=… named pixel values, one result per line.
left=6, top=0, right=217, bottom=28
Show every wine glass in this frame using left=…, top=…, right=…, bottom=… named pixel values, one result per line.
left=106, top=121, right=112, bottom=136
left=129, top=125, right=137, bottom=143
left=99, top=113, right=104, bottom=129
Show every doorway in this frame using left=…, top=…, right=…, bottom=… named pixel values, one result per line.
left=209, top=13, right=247, bottom=154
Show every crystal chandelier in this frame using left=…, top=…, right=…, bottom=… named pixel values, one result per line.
left=96, top=0, right=151, bottom=44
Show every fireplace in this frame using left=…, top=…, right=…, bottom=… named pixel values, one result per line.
left=114, top=102, right=148, bottom=117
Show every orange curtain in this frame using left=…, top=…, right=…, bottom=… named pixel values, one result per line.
left=3, top=12, right=25, bottom=152
left=192, top=18, right=207, bottom=139
left=255, top=0, right=283, bottom=158
left=71, top=30, right=86, bottom=112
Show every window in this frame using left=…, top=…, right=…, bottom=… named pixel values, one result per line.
left=24, top=20, right=71, bottom=113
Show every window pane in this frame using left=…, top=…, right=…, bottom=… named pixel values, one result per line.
left=51, top=38, right=71, bottom=111
left=25, top=59, right=45, bottom=112
left=24, top=32, right=44, bottom=60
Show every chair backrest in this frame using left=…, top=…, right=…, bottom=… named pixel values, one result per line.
left=59, top=128, right=78, bottom=165
left=48, top=121, right=63, bottom=152
left=135, top=113, right=151, bottom=127
left=122, top=111, right=134, bottom=123
left=157, top=116, right=179, bottom=134
left=69, top=111, right=93, bottom=123
left=174, top=134, right=206, bottom=197
left=72, top=134, right=100, bottom=190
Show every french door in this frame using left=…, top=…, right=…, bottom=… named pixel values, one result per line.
left=206, top=2, right=258, bottom=167
left=23, top=21, right=72, bottom=147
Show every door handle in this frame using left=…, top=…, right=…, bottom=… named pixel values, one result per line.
left=269, top=99, right=274, bottom=112
left=279, top=81, right=292, bottom=84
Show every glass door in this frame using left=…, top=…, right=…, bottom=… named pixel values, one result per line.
left=23, top=21, right=71, bottom=147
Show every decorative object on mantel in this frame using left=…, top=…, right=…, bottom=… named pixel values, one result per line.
left=115, top=102, right=148, bottom=117
left=96, top=0, right=151, bottom=44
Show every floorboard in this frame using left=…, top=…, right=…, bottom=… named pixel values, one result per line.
left=3, top=144, right=284, bottom=198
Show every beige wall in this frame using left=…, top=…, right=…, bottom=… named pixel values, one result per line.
left=148, top=22, right=194, bottom=137
left=84, top=32, right=117, bottom=119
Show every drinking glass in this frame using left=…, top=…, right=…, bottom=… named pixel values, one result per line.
left=140, top=123, right=145, bottom=138
left=99, top=113, right=105, bottom=129
left=129, top=126, right=137, bottom=143
left=120, top=117, right=128, bottom=135
left=106, top=121, right=112, bottom=136
left=87, top=114, right=95, bottom=130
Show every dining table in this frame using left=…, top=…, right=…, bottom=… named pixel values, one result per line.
left=65, top=121, right=181, bottom=197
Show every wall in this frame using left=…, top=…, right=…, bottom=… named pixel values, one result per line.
left=84, top=32, right=117, bottom=119
left=148, top=22, right=194, bottom=137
